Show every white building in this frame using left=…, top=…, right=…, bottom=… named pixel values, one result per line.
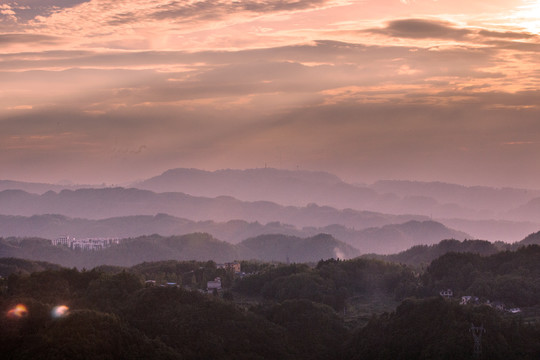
left=51, top=236, right=120, bottom=250
left=207, top=277, right=222, bottom=293
left=52, top=236, right=72, bottom=246
left=439, top=289, right=453, bottom=298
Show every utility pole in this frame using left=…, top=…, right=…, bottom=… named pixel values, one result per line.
left=470, top=323, right=485, bottom=358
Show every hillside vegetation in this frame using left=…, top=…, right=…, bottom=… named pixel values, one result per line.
left=0, top=233, right=359, bottom=268
left=2, top=246, right=540, bottom=359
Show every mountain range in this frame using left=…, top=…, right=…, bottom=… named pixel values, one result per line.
left=1, top=232, right=537, bottom=271
left=0, top=187, right=427, bottom=230
left=0, top=233, right=360, bottom=268
left=2, top=167, right=538, bottom=242
left=136, top=168, right=540, bottom=221
left=0, top=214, right=468, bottom=254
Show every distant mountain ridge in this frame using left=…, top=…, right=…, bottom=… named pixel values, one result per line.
left=506, top=197, right=540, bottom=222
left=2, top=233, right=536, bottom=271
left=0, top=233, right=359, bottom=268
left=134, top=168, right=476, bottom=218
left=134, top=168, right=540, bottom=218
left=0, top=188, right=427, bottom=230
left=0, top=214, right=468, bottom=254
left=134, top=167, right=352, bottom=206
left=2, top=167, right=539, bottom=243
left=0, top=180, right=95, bottom=194
left=371, top=180, right=540, bottom=210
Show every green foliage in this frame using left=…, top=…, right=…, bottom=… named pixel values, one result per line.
left=122, top=286, right=292, bottom=360
left=262, top=299, right=348, bottom=360
left=424, top=245, right=540, bottom=306
left=234, top=263, right=310, bottom=295
left=0, top=305, right=180, bottom=360
left=343, top=297, right=540, bottom=360
left=6, top=268, right=102, bottom=306
left=365, top=239, right=504, bottom=267
left=3, top=249, right=540, bottom=360
left=239, top=259, right=274, bottom=274
left=86, top=271, right=143, bottom=312
left=0, top=257, right=63, bottom=277
left=236, top=258, right=418, bottom=310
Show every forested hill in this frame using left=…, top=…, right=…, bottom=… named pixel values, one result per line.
left=0, top=257, right=62, bottom=276
left=519, top=229, right=540, bottom=245
left=0, top=233, right=359, bottom=269
left=240, top=233, right=359, bottom=263
left=2, top=246, right=540, bottom=359
left=364, top=239, right=509, bottom=267
left=423, top=245, right=540, bottom=307
left=344, top=296, right=540, bottom=359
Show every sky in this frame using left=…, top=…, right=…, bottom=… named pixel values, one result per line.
left=1, top=0, right=540, bottom=187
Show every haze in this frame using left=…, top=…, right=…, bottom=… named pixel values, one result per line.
left=1, top=0, right=539, bottom=187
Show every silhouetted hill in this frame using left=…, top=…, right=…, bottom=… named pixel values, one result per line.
left=131, top=168, right=540, bottom=242
left=135, top=167, right=380, bottom=207
left=507, top=197, right=540, bottom=222
left=135, top=168, right=540, bottom=222
left=0, top=237, right=75, bottom=266
left=134, top=168, right=466, bottom=218
left=0, top=214, right=468, bottom=254
left=0, top=214, right=304, bottom=243
left=239, top=233, right=360, bottom=262
left=371, top=180, right=539, bottom=211
left=0, top=180, right=79, bottom=194
left=364, top=239, right=508, bottom=266
left=0, top=257, right=63, bottom=277
left=519, top=230, right=540, bottom=246
left=315, top=220, right=469, bottom=254
left=0, top=233, right=359, bottom=268
left=0, top=188, right=427, bottom=230
left=436, top=217, right=539, bottom=243
left=4, top=169, right=538, bottom=243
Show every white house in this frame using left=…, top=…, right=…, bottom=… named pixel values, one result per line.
left=207, top=277, right=222, bottom=293
left=460, top=296, right=478, bottom=305
left=439, top=289, right=453, bottom=298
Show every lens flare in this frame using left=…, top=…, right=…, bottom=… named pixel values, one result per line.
left=51, top=305, right=69, bottom=318
left=7, top=304, right=28, bottom=319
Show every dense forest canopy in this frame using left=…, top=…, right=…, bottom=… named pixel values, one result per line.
left=1, top=245, right=540, bottom=359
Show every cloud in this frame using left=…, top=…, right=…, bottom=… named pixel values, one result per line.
left=151, top=0, right=329, bottom=21
left=0, top=33, right=60, bottom=45
left=481, top=39, right=540, bottom=52
left=0, top=37, right=526, bottom=118
left=0, top=1, right=90, bottom=23
left=20, top=0, right=336, bottom=39
left=478, top=29, right=536, bottom=39
left=3, top=88, right=540, bottom=186
left=1, top=1, right=540, bottom=187
left=367, top=18, right=472, bottom=39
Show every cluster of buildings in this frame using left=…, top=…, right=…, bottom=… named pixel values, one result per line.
left=439, top=289, right=521, bottom=314
left=144, top=261, right=244, bottom=295
left=217, top=261, right=241, bottom=274
left=51, top=236, right=121, bottom=251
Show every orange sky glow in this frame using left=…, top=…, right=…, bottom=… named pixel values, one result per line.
left=1, top=0, right=539, bottom=187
